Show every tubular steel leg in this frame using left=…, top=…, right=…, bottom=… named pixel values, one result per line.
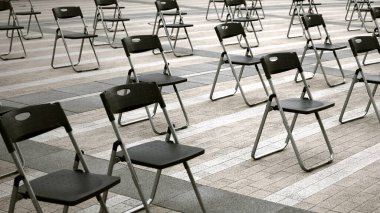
left=184, top=162, right=206, bottom=213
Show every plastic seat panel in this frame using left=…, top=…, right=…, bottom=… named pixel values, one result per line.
left=358, top=75, right=380, bottom=84
left=227, top=55, right=260, bottom=65
left=162, top=23, right=193, bottom=28
left=272, top=98, right=335, bottom=114
left=313, top=43, right=347, bottom=51
left=59, top=33, right=98, bottom=39
left=136, top=73, right=187, bottom=86
left=0, top=25, right=23, bottom=30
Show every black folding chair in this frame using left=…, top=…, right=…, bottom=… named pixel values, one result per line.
left=7, top=0, right=42, bottom=40
left=246, top=0, right=265, bottom=19
left=223, top=0, right=261, bottom=48
left=287, top=0, right=306, bottom=39
left=0, top=103, right=120, bottom=213
left=0, top=0, right=26, bottom=60
left=362, top=7, right=380, bottom=65
left=339, top=36, right=380, bottom=124
left=251, top=52, right=334, bottom=172
left=205, top=0, right=226, bottom=21
left=154, top=0, right=194, bottom=57
left=152, top=4, right=188, bottom=40
left=118, top=35, right=189, bottom=135
left=211, top=23, right=269, bottom=106
left=347, top=0, right=372, bottom=32
left=93, top=0, right=129, bottom=48
left=295, top=14, right=346, bottom=87
left=51, top=6, right=100, bottom=72
left=100, top=82, right=206, bottom=213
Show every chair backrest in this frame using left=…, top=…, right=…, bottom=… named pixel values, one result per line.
left=155, top=0, right=179, bottom=11
left=348, top=36, right=380, bottom=57
left=371, top=7, right=380, bottom=20
left=100, top=83, right=165, bottom=122
left=260, top=52, right=302, bottom=79
left=0, top=0, right=12, bottom=12
left=215, top=23, right=246, bottom=42
left=301, top=14, right=326, bottom=30
left=52, top=6, right=83, bottom=20
left=224, top=0, right=246, bottom=7
left=94, top=0, right=117, bottom=6
left=121, top=35, right=163, bottom=56
left=0, top=103, right=71, bottom=153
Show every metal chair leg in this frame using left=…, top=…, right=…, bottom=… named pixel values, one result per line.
left=1, top=29, right=26, bottom=60
left=184, top=162, right=206, bottom=213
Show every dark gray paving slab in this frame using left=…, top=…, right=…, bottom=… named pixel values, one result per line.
left=60, top=95, right=103, bottom=113
left=178, top=63, right=221, bottom=73
left=161, top=81, right=207, bottom=94
left=98, top=77, right=127, bottom=86
left=55, top=82, right=113, bottom=95
left=5, top=90, right=77, bottom=105
left=0, top=100, right=28, bottom=108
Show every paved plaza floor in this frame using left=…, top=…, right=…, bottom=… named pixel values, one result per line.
left=1, top=0, right=380, bottom=212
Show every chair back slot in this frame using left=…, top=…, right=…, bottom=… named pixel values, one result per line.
left=100, top=83, right=165, bottom=121
left=155, top=0, right=179, bottom=11
left=122, top=35, right=163, bottom=56
left=302, top=14, right=326, bottom=30
left=349, top=36, right=380, bottom=56
left=52, top=6, right=83, bottom=20
left=214, top=23, right=246, bottom=42
left=260, top=52, right=302, bottom=79
left=0, top=103, right=71, bottom=153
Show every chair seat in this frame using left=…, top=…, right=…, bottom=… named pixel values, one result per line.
left=272, top=98, right=334, bottom=114
left=233, top=17, right=260, bottom=22
left=59, top=33, right=98, bottom=39
left=116, top=141, right=205, bottom=169
left=312, top=43, right=347, bottom=51
left=18, top=170, right=120, bottom=206
left=162, top=11, right=187, bottom=16
left=246, top=6, right=263, bottom=10
left=358, top=74, right=380, bottom=84
left=99, top=6, right=125, bottom=9
left=0, top=25, right=23, bottom=30
left=162, top=23, right=193, bottom=28
left=15, top=11, right=41, bottom=15
left=100, top=17, right=130, bottom=22
left=226, top=55, right=260, bottom=65
left=0, top=106, right=16, bottom=115
left=136, top=73, right=187, bottom=86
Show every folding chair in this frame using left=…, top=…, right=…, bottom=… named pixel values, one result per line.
left=7, top=0, right=43, bottom=40
left=0, top=105, right=25, bottom=180
left=362, top=7, right=380, bottom=65
left=51, top=6, right=100, bottom=72
left=118, top=35, right=189, bottom=135
left=287, top=0, right=306, bottom=38
left=205, top=0, right=225, bottom=21
left=0, top=0, right=26, bottom=60
left=295, top=14, right=346, bottom=87
left=223, top=0, right=260, bottom=48
left=152, top=4, right=188, bottom=40
left=0, top=103, right=120, bottom=213
left=246, top=0, right=265, bottom=19
left=154, top=0, right=194, bottom=57
left=347, top=0, right=372, bottom=32
left=100, top=82, right=206, bottom=213
left=211, top=23, right=269, bottom=106
left=251, top=52, right=334, bottom=172
left=93, top=0, right=130, bottom=48
left=339, top=36, right=380, bottom=124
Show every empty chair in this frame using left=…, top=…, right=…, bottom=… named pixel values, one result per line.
left=251, top=52, right=334, bottom=172
left=51, top=6, right=100, bottom=72
left=362, top=6, right=380, bottom=65
left=0, top=0, right=26, bottom=60
left=223, top=0, right=261, bottom=47
left=0, top=103, right=120, bottom=213
left=347, top=0, right=372, bottom=32
left=295, top=14, right=346, bottom=87
left=154, top=0, right=194, bottom=57
left=246, top=0, right=265, bottom=19
left=118, top=35, right=189, bottom=134
left=211, top=23, right=269, bottom=106
left=339, top=36, right=380, bottom=124
left=8, top=0, right=43, bottom=39
left=287, top=0, right=306, bottom=39
left=205, top=0, right=225, bottom=21
left=100, top=82, right=206, bottom=212
left=93, top=0, right=130, bottom=48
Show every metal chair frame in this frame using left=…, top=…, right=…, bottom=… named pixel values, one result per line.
left=246, top=0, right=265, bottom=19
left=205, top=0, right=226, bottom=21
left=295, top=14, right=346, bottom=87
left=93, top=0, right=129, bottom=48
left=100, top=83, right=206, bottom=213
left=0, top=0, right=26, bottom=60
left=211, top=23, right=269, bottom=106
left=339, top=36, right=380, bottom=124
left=288, top=0, right=321, bottom=39
left=51, top=6, right=100, bottom=72
left=347, top=0, right=372, bottom=32
left=0, top=103, right=118, bottom=213
left=118, top=35, right=189, bottom=135
left=252, top=52, right=334, bottom=172
left=7, top=0, right=42, bottom=40
left=223, top=0, right=260, bottom=48
left=154, top=0, right=194, bottom=57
